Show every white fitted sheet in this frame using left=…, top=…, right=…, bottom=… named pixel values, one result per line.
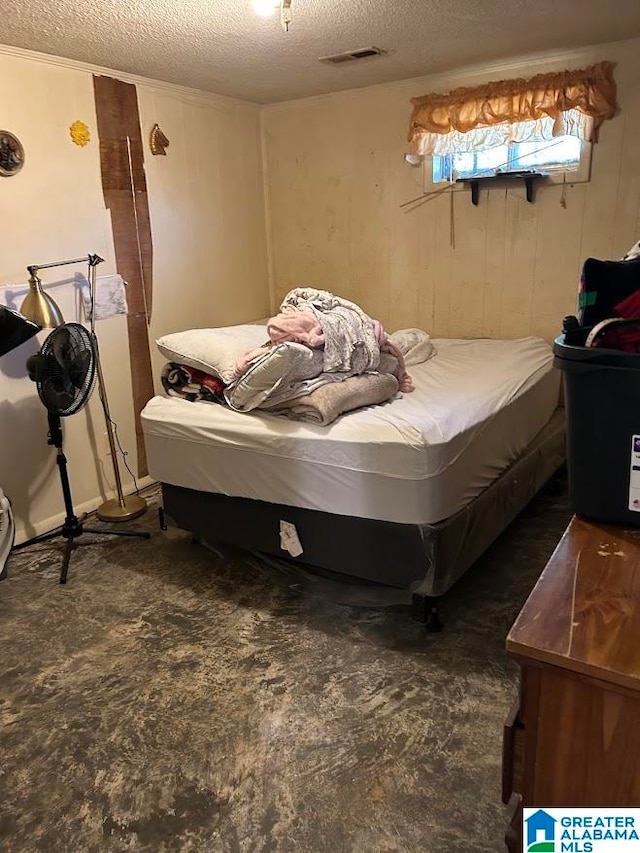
left=142, top=337, right=561, bottom=525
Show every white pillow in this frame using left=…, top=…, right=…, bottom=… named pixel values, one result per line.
left=156, top=325, right=268, bottom=383
left=389, top=328, right=436, bottom=366
left=623, top=240, right=640, bottom=260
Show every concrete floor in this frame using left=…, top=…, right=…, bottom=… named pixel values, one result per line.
left=0, top=484, right=570, bottom=852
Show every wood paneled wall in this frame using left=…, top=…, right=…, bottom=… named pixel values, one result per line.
left=262, top=39, right=640, bottom=342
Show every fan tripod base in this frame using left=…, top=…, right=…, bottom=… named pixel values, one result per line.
left=13, top=410, right=150, bottom=584
left=16, top=515, right=150, bottom=584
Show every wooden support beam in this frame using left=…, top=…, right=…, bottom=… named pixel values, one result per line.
left=93, top=75, right=154, bottom=478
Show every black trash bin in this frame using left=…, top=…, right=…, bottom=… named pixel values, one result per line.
left=554, top=335, right=640, bottom=526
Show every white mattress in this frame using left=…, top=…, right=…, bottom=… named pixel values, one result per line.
left=142, top=337, right=561, bottom=525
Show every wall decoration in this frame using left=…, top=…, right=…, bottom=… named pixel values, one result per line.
left=149, top=123, right=170, bottom=156
left=0, top=131, right=25, bottom=177
left=70, top=120, right=91, bottom=147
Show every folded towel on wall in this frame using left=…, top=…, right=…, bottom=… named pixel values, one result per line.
left=80, top=274, right=128, bottom=321
left=262, top=372, right=399, bottom=426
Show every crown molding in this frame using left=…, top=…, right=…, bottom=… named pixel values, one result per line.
left=0, top=43, right=260, bottom=111
left=2, top=33, right=636, bottom=115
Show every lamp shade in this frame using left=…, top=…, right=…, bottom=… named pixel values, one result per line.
left=20, top=274, right=64, bottom=328
left=0, top=305, right=41, bottom=357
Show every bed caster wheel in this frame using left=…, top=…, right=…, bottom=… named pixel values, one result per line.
left=426, top=608, right=443, bottom=633
left=411, top=594, right=443, bottom=632
left=158, top=507, right=168, bottom=531
left=544, top=466, right=566, bottom=498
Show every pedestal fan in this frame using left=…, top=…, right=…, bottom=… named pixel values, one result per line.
left=15, top=322, right=150, bottom=583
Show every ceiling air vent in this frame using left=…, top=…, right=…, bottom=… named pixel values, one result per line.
left=320, top=47, right=387, bottom=65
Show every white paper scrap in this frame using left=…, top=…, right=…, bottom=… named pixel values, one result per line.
left=279, top=520, right=303, bottom=558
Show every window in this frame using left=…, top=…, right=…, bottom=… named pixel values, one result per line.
left=432, top=135, right=582, bottom=183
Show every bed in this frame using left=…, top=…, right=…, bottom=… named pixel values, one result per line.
left=142, top=336, right=565, bottom=629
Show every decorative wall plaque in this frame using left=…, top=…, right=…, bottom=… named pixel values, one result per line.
left=150, top=123, right=170, bottom=156
left=70, top=120, right=91, bottom=147
left=0, top=130, right=25, bottom=176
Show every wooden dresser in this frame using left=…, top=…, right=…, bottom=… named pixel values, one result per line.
left=502, top=515, right=640, bottom=850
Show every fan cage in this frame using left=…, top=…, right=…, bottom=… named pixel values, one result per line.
left=37, top=323, right=97, bottom=416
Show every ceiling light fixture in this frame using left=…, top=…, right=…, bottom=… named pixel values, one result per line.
left=252, top=0, right=278, bottom=16
left=252, top=0, right=292, bottom=31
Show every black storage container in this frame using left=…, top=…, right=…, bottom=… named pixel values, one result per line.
left=554, top=335, right=640, bottom=526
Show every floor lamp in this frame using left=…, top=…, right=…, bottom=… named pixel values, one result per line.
left=19, top=254, right=147, bottom=522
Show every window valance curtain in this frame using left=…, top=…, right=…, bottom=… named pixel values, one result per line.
left=406, top=61, right=617, bottom=160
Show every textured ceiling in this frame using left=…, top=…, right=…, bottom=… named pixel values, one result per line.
left=3, top=0, right=640, bottom=103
